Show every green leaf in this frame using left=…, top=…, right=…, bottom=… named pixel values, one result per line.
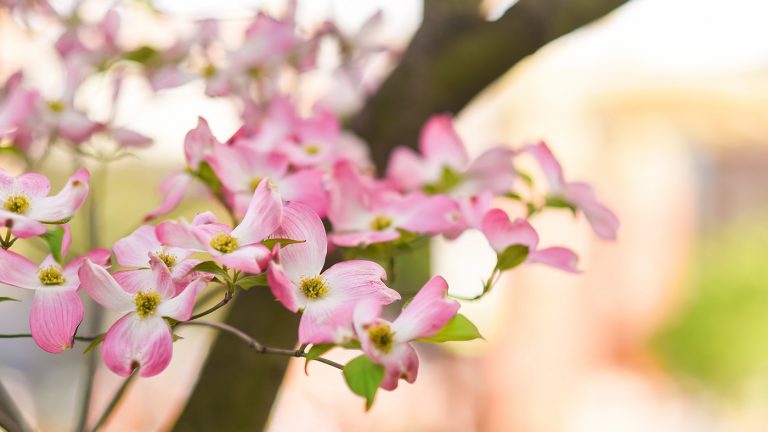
left=83, top=334, right=105, bottom=354
left=172, top=333, right=184, bottom=342
left=236, top=274, right=268, bottom=290
left=496, top=245, right=529, bottom=271
left=517, top=170, right=535, bottom=187
left=0, top=297, right=19, bottom=303
left=343, top=355, right=384, bottom=410
left=304, top=343, right=334, bottom=373
left=189, top=261, right=229, bottom=279
left=419, top=314, right=483, bottom=343
left=122, top=45, right=158, bottom=64
left=194, top=162, right=222, bottom=195
left=41, top=226, right=66, bottom=263
left=545, top=195, right=577, bottom=215
left=261, top=238, right=305, bottom=250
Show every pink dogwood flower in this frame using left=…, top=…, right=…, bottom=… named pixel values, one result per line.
left=328, top=161, right=458, bottom=247
left=156, top=180, right=283, bottom=274
left=267, top=201, right=400, bottom=344
left=0, top=247, right=110, bottom=353
left=0, top=168, right=90, bottom=238
left=481, top=208, right=580, bottom=273
left=79, top=256, right=207, bottom=377
left=353, top=275, right=459, bottom=390
left=526, top=141, right=620, bottom=240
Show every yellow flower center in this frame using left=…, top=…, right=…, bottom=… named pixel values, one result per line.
left=158, top=252, right=176, bottom=269
left=249, top=177, right=262, bottom=192
left=134, top=292, right=161, bottom=318
left=39, top=266, right=65, bottom=286
left=369, top=215, right=393, bottom=231
left=47, top=100, right=65, bottom=113
left=304, top=145, right=320, bottom=155
left=210, top=233, right=238, bottom=254
left=299, top=276, right=329, bottom=300
left=367, top=323, right=394, bottom=354
left=4, top=194, right=30, bottom=214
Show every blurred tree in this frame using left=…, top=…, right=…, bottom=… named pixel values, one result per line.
left=173, top=0, right=627, bottom=429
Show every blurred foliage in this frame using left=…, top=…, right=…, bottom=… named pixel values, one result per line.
left=654, top=212, right=768, bottom=394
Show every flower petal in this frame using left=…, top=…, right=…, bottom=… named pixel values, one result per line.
left=148, top=253, right=177, bottom=299
left=379, top=343, right=419, bottom=391
left=419, top=115, right=468, bottom=170
left=144, top=172, right=193, bottom=222
left=15, top=173, right=51, bottom=197
left=527, top=247, right=581, bottom=273
left=270, top=202, right=327, bottom=283
left=481, top=209, right=539, bottom=253
left=113, top=225, right=162, bottom=268
left=394, top=193, right=459, bottom=235
left=0, top=210, right=47, bottom=238
left=29, top=290, right=83, bottom=353
left=101, top=314, right=173, bottom=377
left=526, top=141, right=565, bottom=192
left=328, top=230, right=400, bottom=248
left=0, top=248, right=41, bottom=289
left=267, top=258, right=300, bottom=312
left=392, top=275, right=459, bottom=341
left=156, top=277, right=207, bottom=321
left=26, top=168, right=90, bottom=223
left=79, top=259, right=134, bottom=313
left=278, top=168, right=328, bottom=217
left=184, top=117, right=218, bottom=170
left=564, top=182, right=620, bottom=241
left=322, top=260, right=399, bottom=305
left=231, top=179, right=283, bottom=245
left=386, top=147, right=428, bottom=191
left=214, top=244, right=271, bottom=274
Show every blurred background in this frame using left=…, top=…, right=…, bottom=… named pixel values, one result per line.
left=2, top=0, right=768, bottom=430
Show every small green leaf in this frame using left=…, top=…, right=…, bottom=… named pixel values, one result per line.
left=343, top=355, right=384, bottom=410
left=261, top=238, right=305, bottom=250
left=122, top=45, right=158, bottom=64
left=496, top=245, right=529, bottom=271
left=41, top=227, right=66, bottom=263
left=236, top=274, right=268, bottom=290
left=189, top=261, right=229, bottom=279
left=172, top=334, right=184, bottom=342
left=419, top=314, right=483, bottom=343
left=0, top=297, right=19, bottom=303
left=194, top=162, right=222, bottom=195
left=83, top=334, right=105, bottom=354
left=304, top=343, right=334, bottom=373
left=545, top=195, right=577, bottom=215
left=517, top=170, right=535, bottom=187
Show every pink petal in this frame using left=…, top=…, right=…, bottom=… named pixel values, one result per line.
left=101, top=314, right=173, bottom=377
left=0, top=85, right=37, bottom=134
left=61, top=223, right=72, bottom=257
left=327, top=161, right=374, bottom=231
left=64, top=248, right=112, bottom=274
left=144, top=171, right=193, bottom=222
left=270, top=202, right=327, bottom=283
left=26, top=168, right=90, bottom=223
left=527, top=247, right=581, bottom=273
left=267, top=259, right=300, bottom=312
left=278, top=168, right=328, bottom=217
left=113, top=225, right=162, bottom=268
left=231, top=180, right=283, bottom=245
left=379, top=343, right=419, bottom=391
left=392, top=276, right=459, bottom=341
left=328, top=230, right=400, bottom=248
left=155, top=217, right=209, bottom=251
left=207, top=146, right=288, bottom=197
left=0, top=210, right=47, bottom=238
left=526, top=141, right=565, bottom=192
left=56, top=110, right=101, bottom=143
left=321, top=260, right=399, bottom=305
left=419, top=115, right=468, bottom=170
left=113, top=269, right=154, bottom=295
left=385, top=147, right=428, bottom=192
left=564, top=182, right=620, bottom=241
left=79, top=259, right=133, bottom=313
left=184, top=117, right=217, bottom=170
left=481, top=209, right=539, bottom=253
left=299, top=300, right=358, bottom=344
left=0, top=248, right=41, bottom=289
left=29, top=290, right=83, bottom=353
left=148, top=253, right=177, bottom=300
left=394, top=193, right=459, bottom=235
left=112, top=128, right=152, bottom=148
left=214, top=244, right=271, bottom=274
left=156, top=277, right=207, bottom=321
left=15, top=173, right=51, bottom=197
left=462, top=147, right=517, bottom=195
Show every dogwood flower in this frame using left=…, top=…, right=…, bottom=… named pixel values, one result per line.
left=0, top=168, right=90, bottom=238
left=156, top=180, right=283, bottom=274
left=0, top=248, right=110, bottom=353
left=79, top=255, right=206, bottom=377
left=267, top=201, right=400, bottom=344
left=481, top=208, right=579, bottom=273
left=353, top=276, right=459, bottom=390
left=526, top=141, right=620, bottom=240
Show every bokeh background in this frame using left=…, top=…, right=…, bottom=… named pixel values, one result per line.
left=2, top=0, right=768, bottom=430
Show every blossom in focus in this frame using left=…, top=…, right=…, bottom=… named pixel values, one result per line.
left=481, top=208, right=580, bottom=273
left=526, top=141, right=620, bottom=240
left=79, top=256, right=206, bottom=377
left=156, top=180, right=283, bottom=274
left=0, top=168, right=90, bottom=238
left=267, top=201, right=400, bottom=344
left=0, top=247, right=110, bottom=353
left=353, top=276, right=459, bottom=390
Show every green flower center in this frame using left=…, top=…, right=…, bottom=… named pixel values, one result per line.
left=39, top=266, right=65, bottom=286
left=158, top=252, right=176, bottom=269
left=210, top=233, right=238, bottom=254
left=135, top=292, right=161, bottom=318
left=369, top=215, right=393, bottom=231
left=249, top=177, right=262, bottom=192
left=304, top=145, right=320, bottom=155
left=299, top=276, right=329, bottom=300
left=4, top=194, right=30, bottom=214
left=368, top=323, right=394, bottom=354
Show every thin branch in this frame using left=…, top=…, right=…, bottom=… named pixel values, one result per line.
left=0, top=333, right=99, bottom=342
left=179, top=320, right=344, bottom=370
left=189, top=290, right=233, bottom=321
left=90, top=368, right=138, bottom=432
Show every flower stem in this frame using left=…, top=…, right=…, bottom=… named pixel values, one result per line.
left=188, top=290, right=233, bottom=321
left=0, top=333, right=99, bottom=342
left=90, top=368, right=138, bottom=432
left=179, top=320, right=344, bottom=370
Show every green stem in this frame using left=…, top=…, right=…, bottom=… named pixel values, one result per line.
left=0, top=334, right=99, bottom=342
left=90, top=369, right=138, bottom=432
left=188, top=291, right=233, bottom=321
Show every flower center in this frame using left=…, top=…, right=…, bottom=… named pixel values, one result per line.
left=367, top=323, right=394, bottom=354
left=249, top=177, right=262, bottom=192
left=134, top=292, right=161, bottom=318
left=47, top=100, right=64, bottom=113
left=304, top=144, right=320, bottom=155
left=299, top=276, right=329, bottom=300
left=38, top=266, right=65, bottom=286
left=4, top=194, right=30, bottom=214
left=369, top=215, right=393, bottom=231
left=158, top=252, right=176, bottom=269
left=210, top=233, right=238, bottom=254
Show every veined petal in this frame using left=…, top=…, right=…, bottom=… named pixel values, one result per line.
left=79, top=259, right=134, bottom=313
left=156, top=218, right=208, bottom=251
left=156, top=277, right=207, bottom=321
left=0, top=248, right=41, bottom=289
left=419, top=115, right=468, bottom=170
left=113, top=269, right=154, bottom=295
left=29, top=290, right=83, bottom=353
left=214, top=244, right=270, bottom=274
left=113, top=225, right=163, bottom=267
left=299, top=299, right=358, bottom=344
left=26, top=168, right=89, bottom=222
left=481, top=209, right=539, bottom=253
left=15, top=173, right=51, bottom=198
left=527, top=247, right=580, bottom=273
left=231, top=180, right=283, bottom=245
left=267, top=259, right=300, bottom=312
left=391, top=276, right=459, bottom=341
left=0, top=210, right=47, bottom=238
left=328, top=230, right=400, bottom=248
left=322, top=260, right=399, bottom=305
left=101, top=314, right=173, bottom=377
left=270, top=202, right=327, bottom=283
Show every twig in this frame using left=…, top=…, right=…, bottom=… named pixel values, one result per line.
left=189, top=290, right=233, bottom=321
left=0, top=333, right=99, bottom=342
left=179, top=321, right=344, bottom=370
